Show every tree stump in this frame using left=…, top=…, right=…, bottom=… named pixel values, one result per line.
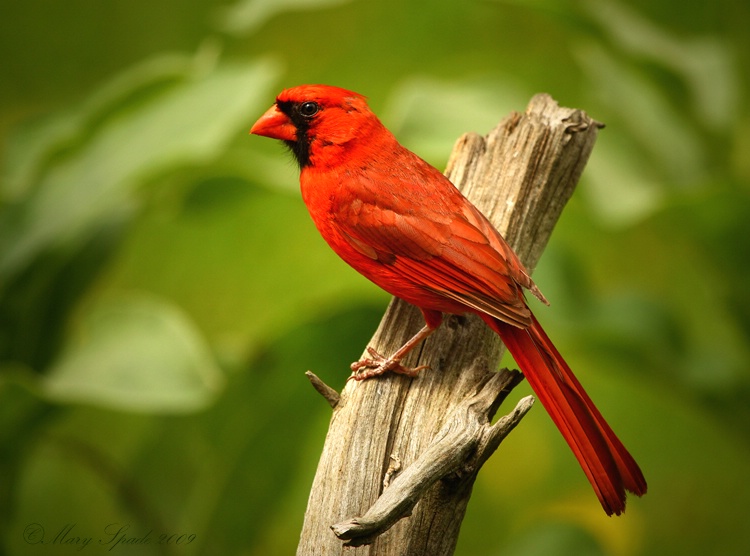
left=297, top=94, right=603, bottom=555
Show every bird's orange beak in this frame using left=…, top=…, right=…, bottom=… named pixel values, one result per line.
left=250, top=104, right=297, bottom=142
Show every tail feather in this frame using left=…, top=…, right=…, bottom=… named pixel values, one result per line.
left=484, top=313, right=647, bottom=515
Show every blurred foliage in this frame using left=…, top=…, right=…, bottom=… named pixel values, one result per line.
left=1, top=0, right=749, bottom=554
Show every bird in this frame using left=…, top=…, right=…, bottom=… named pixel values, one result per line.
left=250, top=84, right=647, bottom=515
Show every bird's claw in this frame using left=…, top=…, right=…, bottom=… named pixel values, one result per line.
left=349, top=347, right=430, bottom=381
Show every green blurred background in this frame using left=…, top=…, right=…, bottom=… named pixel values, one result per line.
left=1, top=0, right=748, bottom=554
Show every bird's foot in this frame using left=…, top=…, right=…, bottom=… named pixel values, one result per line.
left=349, top=347, right=430, bottom=381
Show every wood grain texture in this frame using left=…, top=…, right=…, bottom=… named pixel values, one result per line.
left=296, top=94, right=603, bottom=555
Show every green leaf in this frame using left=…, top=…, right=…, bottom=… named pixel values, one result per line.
left=581, top=0, right=738, bottom=130
left=0, top=55, right=280, bottom=284
left=217, top=0, right=353, bottom=35
left=1, top=53, right=199, bottom=201
left=382, top=77, right=528, bottom=165
left=42, top=295, right=224, bottom=413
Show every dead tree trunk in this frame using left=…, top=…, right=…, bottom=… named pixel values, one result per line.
left=297, top=94, right=603, bottom=555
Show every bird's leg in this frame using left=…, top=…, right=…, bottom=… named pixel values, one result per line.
left=350, top=324, right=436, bottom=381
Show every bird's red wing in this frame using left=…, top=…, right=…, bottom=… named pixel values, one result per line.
left=333, top=193, right=533, bottom=328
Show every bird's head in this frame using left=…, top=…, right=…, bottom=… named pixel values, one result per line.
left=250, top=84, right=384, bottom=169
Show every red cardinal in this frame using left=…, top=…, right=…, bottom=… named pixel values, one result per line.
left=250, top=84, right=646, bottom=515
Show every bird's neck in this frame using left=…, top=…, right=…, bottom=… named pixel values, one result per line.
left=306, top=116, right=395, bottom=171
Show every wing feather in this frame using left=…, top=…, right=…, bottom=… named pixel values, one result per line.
left=332, top=181, right=537, bottom=328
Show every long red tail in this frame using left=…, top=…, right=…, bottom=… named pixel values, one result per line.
left=484, top=313, right=647, bottom=515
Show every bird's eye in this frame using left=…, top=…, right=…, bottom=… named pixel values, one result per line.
left=298, top=101, right=319, bottom=118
